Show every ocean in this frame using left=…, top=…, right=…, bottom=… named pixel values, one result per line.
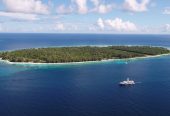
left=0, top=34, right=170, bottom=116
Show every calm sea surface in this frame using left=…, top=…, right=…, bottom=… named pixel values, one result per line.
left=0, top=34, right=170, bottom=116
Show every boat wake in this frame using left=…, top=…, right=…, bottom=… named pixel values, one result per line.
left=135, top=82, right=142, bottom=84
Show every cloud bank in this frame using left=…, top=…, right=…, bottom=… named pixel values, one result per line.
left=3, top=0, right=49, bottom=14
left=97, top=18, right=137, bottom=32
left=123, top=0, right=150, bottom=12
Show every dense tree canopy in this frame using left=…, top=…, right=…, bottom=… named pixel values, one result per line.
left=0, top=46, right=169, bottom=63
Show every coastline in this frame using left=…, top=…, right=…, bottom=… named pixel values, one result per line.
left=0, top=53, right=169, bottom=66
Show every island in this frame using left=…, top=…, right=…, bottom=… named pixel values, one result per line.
left=0, top=46, right=169, bottom=63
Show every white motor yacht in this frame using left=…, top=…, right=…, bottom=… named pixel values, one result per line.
left=119, top=78, right=135, bottom=86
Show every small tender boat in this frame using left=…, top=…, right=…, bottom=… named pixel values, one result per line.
left=119, top=78, right=135, bottom=86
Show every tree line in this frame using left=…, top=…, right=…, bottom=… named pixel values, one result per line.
left=0, top=46, right=169, bottom=63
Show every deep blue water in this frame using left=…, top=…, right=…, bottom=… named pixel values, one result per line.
left=0, top=34, right=170, bottom=116
left=0, top=34, right=170, bottom=51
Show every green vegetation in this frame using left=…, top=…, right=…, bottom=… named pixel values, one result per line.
left=0, top=46, right=169, bottom=63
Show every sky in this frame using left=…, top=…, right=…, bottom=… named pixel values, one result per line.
left=0, top=0, right=170, bottom=34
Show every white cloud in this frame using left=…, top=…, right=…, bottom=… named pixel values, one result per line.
left=2, top=0, right=49, bottom=14
left=56, top=5, right=73, bottom=14
left=0, top=11, right=39, bottom=21
left=97, top=18, right=137, bottom=32
left=97, top=18, right=105, bottom=29
left=163, top=7, right=170, bottom=15
left=55, top=0, right=114, bottom=14
left=165, top=24, right=170, bottom=31
left=72, top=0, right=88, bottom=14
left=52, top=22, right=79, bottom=32
left=92, top=4, right=114, bottom=14
left=54, top=23, right=65, bottom=31
left=105, top=18, right=137, bottom=31
left=123, top=0, right=150, bottom=12
left=90, top=0, right=115, bottom=14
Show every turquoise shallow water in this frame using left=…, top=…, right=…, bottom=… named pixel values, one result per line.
left=0, top=34, right=170, bottom=116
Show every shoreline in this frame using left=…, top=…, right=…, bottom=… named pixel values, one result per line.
left=0, top=53, right=169, bottom=66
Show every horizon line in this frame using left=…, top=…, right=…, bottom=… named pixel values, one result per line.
left=0, top=32, right=170, bottom=35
